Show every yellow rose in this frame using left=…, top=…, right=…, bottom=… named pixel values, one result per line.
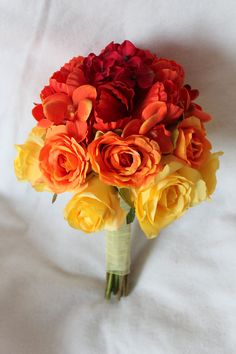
left=14, top=126, right=48, bottom=191
left=198, top=151, right=223, bottom=196
left=134, top=153, right=221, bottom=239
left=64, top=176, right=126, bottom=233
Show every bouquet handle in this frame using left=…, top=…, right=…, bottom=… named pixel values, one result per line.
left=105, top=223, right=131, bottom=299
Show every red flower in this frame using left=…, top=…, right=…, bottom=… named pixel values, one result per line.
left=82, top=40, right=156, bottom=89
left=40, top=56, right=87, bottom=100
left=152, top=58, right=185, bottom=88
left=151, top=58, right=185, bottom=106
left=180, top=85, right=212, bottom=122
left=94, top=82, right=134, bottom=131
left=135, top=82, right=183, bottom=126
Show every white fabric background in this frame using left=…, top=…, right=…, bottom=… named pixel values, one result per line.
left=0, top=1, right=236, bottom=353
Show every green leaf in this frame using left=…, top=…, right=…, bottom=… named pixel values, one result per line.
left=126, top=207, right=135, bottom=224
left=52, top=193, right=58, bottom=204
left=118, top=188, right=134, bottom=208
left=171, top=128, right=179, bottom=149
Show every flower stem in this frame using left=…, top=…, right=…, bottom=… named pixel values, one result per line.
left=105, top=272, right=129, bottom=300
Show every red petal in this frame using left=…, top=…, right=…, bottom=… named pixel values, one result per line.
left=137, top=65, right=155, bottom=89
left=122, top=119, right=142, bottom=137
left=149, top=125, right=173, bottom=154
left=32, top=104, right=44, bottom=121
left=166, top=103, right=183, bottom=121
left=94, top=116, right=131, bottom=132
left=120, top=40, right=137, bottom=57
left=66, top=68, right=87, bottom=91
left=98, top=82, right=134, bottom=111
left=189, top=105, right=212, bottom=122
left=40, top=85, right=55, bottom=100
left=38, top=119, right=53, bottom=128
left=66, top=121, right=87, bottom=142
left=180, top=87, right=191, bottom=110
left=63, top=56, right=84, bottom=71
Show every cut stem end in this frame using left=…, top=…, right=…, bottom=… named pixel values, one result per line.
left=105, top=272, right=129, bottom=300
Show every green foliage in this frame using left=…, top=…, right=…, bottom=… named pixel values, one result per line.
left=126, top=207, right=135, bottom=224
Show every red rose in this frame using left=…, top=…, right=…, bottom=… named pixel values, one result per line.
left=94, top=82, right=134, bottom=131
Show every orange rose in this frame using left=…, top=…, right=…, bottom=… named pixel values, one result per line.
left=88, top=132, right=161, bottom=188
left=174, top=116, right=212, bottom=168
left=39, top=129, right=89, bottom=193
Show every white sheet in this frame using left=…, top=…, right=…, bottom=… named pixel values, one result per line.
left=1, top=1, right=236, bottom=353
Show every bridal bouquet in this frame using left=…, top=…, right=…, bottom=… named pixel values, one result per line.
left=14, top=40, right=221, bottom=299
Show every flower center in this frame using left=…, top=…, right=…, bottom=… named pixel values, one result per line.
left=166, top=186, right=178, bottom=207
left=119, top=152, right=133, bottom=167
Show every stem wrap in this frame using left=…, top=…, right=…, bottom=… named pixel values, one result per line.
left=105, top=199, right=131, bottom=276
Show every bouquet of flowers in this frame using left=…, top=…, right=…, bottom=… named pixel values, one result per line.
left=14, top=40, right=221, bottom=299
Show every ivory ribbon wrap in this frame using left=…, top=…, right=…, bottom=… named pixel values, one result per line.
left=105, top=199, right=131, bottom=276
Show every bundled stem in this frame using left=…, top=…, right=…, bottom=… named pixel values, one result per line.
left=105, top=273, right=129, bottom=300
left=105, top=224, right=131, bottom=300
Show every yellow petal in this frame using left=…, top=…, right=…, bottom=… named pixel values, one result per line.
left=199, top=151, right=223, bottom=196
left=64, top=176, right=126, bottom=233
left=14, top=126, right=49, bottom=191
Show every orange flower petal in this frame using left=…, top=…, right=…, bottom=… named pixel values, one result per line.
left=142, top=101, right=167, bottom=121
left=43, top=93, right=72, bottom=125
left=39, top=133, right=89, bottom=193
left=140, top=104, right=167, bottom=134
left=66, top=121, right=87, bottom=143
left=38, top=119, right=53, bottom=129
left=72, top=85, right=97, bottom=106
left=175, top=129, right=187, bottom=161
left=45, top=125, right=68, bottom=140
left=88, top=132, right=161, bottom=188
left=77, top=99, right=93, bottom=121
left=174, top=117, right=212, bottom=168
